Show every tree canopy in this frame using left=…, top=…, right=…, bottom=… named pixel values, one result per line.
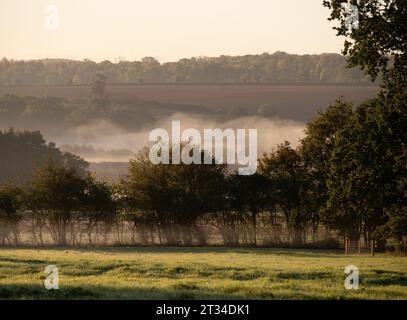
left=0, top=128, right=88, bottom=184
left=0, top=52, right=373, bottom=85
left=323, top=0, right=407, bottom=92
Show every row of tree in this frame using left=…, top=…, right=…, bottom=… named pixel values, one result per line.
left=0, top=52, right=374, bottom=85
left=0, top=165, right=115, bottom=246
left=0, top=90, right=274, bottom=139
left=0, top=94, right=157, bottom=135
left=0, top=88, right=405, bottom=248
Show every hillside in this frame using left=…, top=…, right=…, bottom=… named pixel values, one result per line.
left=0, top=52, right=377, bottom=86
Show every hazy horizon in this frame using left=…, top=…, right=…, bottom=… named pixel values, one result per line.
left=0, top=51, right=347, bottom=64
left=1, top=0, right=343, bottom=62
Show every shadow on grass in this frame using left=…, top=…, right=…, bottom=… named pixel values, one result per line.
left=275, top=271, right=333, bottom=281
left=366, top=270, right=407, bottom=287
left=0, top=257, right=49, bottom=264
left=0, top=246, right=345, bottom=259
left=0, top=284, right=98, bottom=300
left=0, top=283, right=268, bottom=300
left=0, top=283, right=356, bottom=300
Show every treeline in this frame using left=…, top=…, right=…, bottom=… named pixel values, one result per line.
left=0, top=89, right=405, bottom=249
left=0, top=94, right=157, bottom=134
left=0, top=93, right=273, bottom=136
left=0, top=128, right=88, bottom=183
left=0, top=52, right=374, bottom=85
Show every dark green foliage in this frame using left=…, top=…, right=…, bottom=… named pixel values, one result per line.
left=25, top=162, right=116, bottom=246
left=300, top=99, right=354, bottom=236
left=0, top=183, right=23, bottom=244
left=227, top=173, right=274, bottom=245
left=319, top=0, right=407, bottom=246
left=260, top=142, right=315, bottom=245
left=120, top=147, right=227, bottom=245
left=26, top=163, right=89, bottom=246
left=326, top=90, right=407, bottom=243
left=324, top=0, right=407, bottom=92
left=0, top=128, right=88, bottom=184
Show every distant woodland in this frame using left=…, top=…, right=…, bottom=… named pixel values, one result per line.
left=0, top=52, right=375, bottom=85
left=0, top=93, right=275, bottom=136
left=0, top=94, right=157, bottom=134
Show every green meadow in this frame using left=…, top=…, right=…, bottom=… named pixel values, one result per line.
left=0, top=247, right=406, bottom=300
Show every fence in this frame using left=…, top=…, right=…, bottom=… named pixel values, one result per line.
left=344, top=238, right=375, bottom=256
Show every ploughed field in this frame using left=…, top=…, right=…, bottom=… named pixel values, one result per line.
left=0, top=84, right=379, bottom=122
left=0, top=247, right=405, bottom=300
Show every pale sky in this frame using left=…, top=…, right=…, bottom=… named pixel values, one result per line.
left=0, top=0, right=342, bottom=62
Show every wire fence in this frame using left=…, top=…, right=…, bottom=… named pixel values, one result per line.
left=343, top=238, right=375, bottom=256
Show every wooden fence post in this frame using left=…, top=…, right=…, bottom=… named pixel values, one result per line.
left=345, top=238, right=348, bottom=254
left=358, top=240, right=361, bottom=255
left=371, top=240, right=374, bottom=256
left=345, top=237, right=348, bottom=254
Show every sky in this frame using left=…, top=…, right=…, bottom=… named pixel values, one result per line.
left=0, top=0, right=343, bottom=62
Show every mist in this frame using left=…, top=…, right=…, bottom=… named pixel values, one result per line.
left=55, top=114, right=305, bottom=163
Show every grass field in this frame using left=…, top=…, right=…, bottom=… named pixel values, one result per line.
left=0, top=247, right=405, bottom=300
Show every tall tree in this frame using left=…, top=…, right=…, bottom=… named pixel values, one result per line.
left=26, top=163, right=87, bottom=246
left=260, top=142, right=314, bottom=245
left=300, top=98, right=354, bottom=234
left=80, top=175, right=117, bottom=246
left=326, top=89, right=407, bottom=243
left=228, top=173, right=273, bottom=246
left=323, top=0, right=407, bottom=247
left=90, top=73, right=107, bottom=99
left=324, top=0, right=407, bottom=92
left=121, top=147, right=227, bottom=245
left=90, top=73, right=109, bottom=108
left=0, top=128, right=88, bottom=184
left=0, top=183, right=23, bottom=245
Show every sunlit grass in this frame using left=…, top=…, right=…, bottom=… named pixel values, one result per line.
left=0, top=247, right=406, bottom=300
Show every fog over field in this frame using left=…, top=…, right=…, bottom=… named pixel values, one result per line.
left=0, top=83, right=378, bottom=165
left=57, top=114, right=305, bottom=163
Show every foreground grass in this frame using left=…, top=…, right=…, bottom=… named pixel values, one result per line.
left=0, top=247, right=406, bottom=300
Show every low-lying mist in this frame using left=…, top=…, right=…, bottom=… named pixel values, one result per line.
left=56, top=113, right=305, bottom=163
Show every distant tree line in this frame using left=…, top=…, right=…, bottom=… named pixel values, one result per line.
left=0, top=128, right=88, bottom=183
left=0, top=52, right=374, bottom=85
left=0, top=93, right=156, bottom=135
left=0, top=91, right=275, bottom=137
left=0, top=72, right=157, bottom=133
